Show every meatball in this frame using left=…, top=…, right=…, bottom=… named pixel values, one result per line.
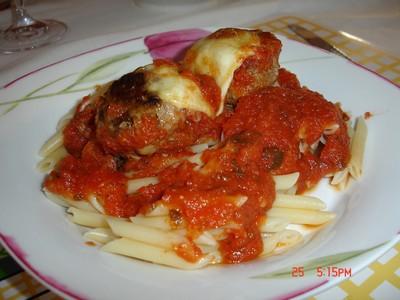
left=95, top=61, right=221, bottom=155
left=182, top=28, right=282, bottom=112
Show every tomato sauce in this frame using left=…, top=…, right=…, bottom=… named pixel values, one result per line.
left=96, top=113, right=169, bottom=154
left=223, top=80, right=350, bottom=192
left=63, top=96, right=97, bottom=157
left=364, top=111, right=373, bottom=119
left=157, top=132, right=276, bottom=263
left=228, top=32, right=281, bottom=101
left=181, top=70, right=221, bottom=114
left=43, top=65, right=350, bottom=264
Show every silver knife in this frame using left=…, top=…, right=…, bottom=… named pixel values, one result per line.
left=288, top=24, right=351, bottom=60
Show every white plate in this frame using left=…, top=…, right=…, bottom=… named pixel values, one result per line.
left=0, top=28, right=399, bottom=300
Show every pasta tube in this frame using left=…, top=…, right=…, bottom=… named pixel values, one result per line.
left=37, top=146, right=68, bottom=173
left=67, top=207, right=108, bottom=228
left=84, top=228, right=117, bottom=244
left=102, top=238, right=218, bottom=270
left=106, top=217, right=186, bottom=249
left=267, top=207, right=335, bottom=225
left=273, top=173, right=299, bottom=190
left=273, top=194, right=326, bottom=210
left=349, top=117, right=367, bottom=179
left=127, top=177, right=159, bottom=194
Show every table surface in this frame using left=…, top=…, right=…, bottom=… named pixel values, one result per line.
left=0, top=0, right=399, bottom=73
left=0, top=1, right=399, bottom=299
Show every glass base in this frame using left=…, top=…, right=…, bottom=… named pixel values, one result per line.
left=0, top=19, right=67, bottom=54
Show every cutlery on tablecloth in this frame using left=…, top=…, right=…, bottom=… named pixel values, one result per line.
left=288, top=24, right=351, bottom=60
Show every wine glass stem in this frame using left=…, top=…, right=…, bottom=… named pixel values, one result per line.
left=11, top=0, right=36, bottom=27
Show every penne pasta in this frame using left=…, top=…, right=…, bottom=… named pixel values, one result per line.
left=102, top=238, right=218, bottom=270
left=205, top=228, right=228, bottom=241
left=323, top=123, right=339, bottom=135
left=130, top=215, right=171, bottom=231
left=88, top=195, right=105, bottom=214
left=282, top=185, right=297, bottom=195
left=68, top=200, right=97, bottom=212
left=335, top=171, right=349, bottom=191
left=45, top=191, right=69, bottom=208
left=56, top=113, right=73, bottom=131
left=37, top=146, right=68, bottom=173
left=271, top=230, right=303, bottom=255
left=267, top=207, right=335, bottom=225
left=43, top=189, right=97, bottom=212
left=261, top=233, right=280, bottom=255
left=194, top=231, right=218, bottom=246
left=84, top=228, right=117, bottom=244
left=106, top=217, right=186, bottom=249
left=349, top=117, right=367, bottom=179
left=39, top=131, right=64, bottom=157
left=67, top=207, right=108, bottom=228
left=186, top=152, right=204, bottom=166
left=190, top=143, right=209, bottom=154
left=273, top=173, right=299, bottom=190
left=330, top=167, right=349, bottom=185
left=273, top=194, right=326, bottom=210
left=259, top=217, right=289, bottom=233
left=232, top=195, right=248, bottom=207
left=127, top=177, right=159, bottom=194
left=262, top=229, right=303, bottom=256
left=136, top=145, right=157, bottom=156
left=145, top=204, right=169, bottom=217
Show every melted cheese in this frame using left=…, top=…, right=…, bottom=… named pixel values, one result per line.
left=145, top=64, right=214, bottom=117
left=183, top=30, right=260, bottom=114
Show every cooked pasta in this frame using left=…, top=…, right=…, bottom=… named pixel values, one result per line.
left=127, top=177, right=159, bottom=194
left=39, top=28, right=367, bottom=269
left=102, top=238, right=218, bottom=270
left=349, top=117, right=368, bottom=179
left=84, top=228, right=117, bottom=244
left=37, top=146, right=68, bottom=173
left=67, top=207, right=108, bottom=228
left=273, top=173, right=299, bottom=191
left=39, top=131, right=64, bottom=158
left=267, top=207, right=335, bottom=225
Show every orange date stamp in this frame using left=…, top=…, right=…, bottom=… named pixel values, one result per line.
left=291, top=266, right=352, bottom=277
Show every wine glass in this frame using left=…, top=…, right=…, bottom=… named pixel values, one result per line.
left=0, top=0, right=67, bottom=54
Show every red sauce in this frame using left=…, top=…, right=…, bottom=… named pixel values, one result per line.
left=159, top=133, right=275, bottom=263
left=96, top=114, right=168, bottom=154
left=44, top=59, right=350, bottom=265
left=85, top=241, right=97, bottom=247
left=226, top=32, right=281, bottom=100
left=223, top=86, right=350, bottom=192
left=157, top=113, right=221, bottom=151
left=63, top=96, right=97, bottom=157
left=174, top=241, right=204, bottom=263
left=364, top=111, right=373, bottom=119
left=44, top=141, right=136, bottom=217
left=278, top=68, right=301, bottom=89
left=153, top=59, right=176, bottom=68
left=181, top=71, right=221, bottom=114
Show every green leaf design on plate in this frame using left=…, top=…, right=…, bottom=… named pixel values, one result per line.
left=25, top=73, right=77, bottom=97
left=0, top=102, right=19, bottom=117
left=252, top=242, right=385, bottom=279
left=0, top=87, right=90, bottom=108
left=0, top=74, right=77, bottom=116
left=62, top=50, right=145, bottom=91
left=0, top=49, right=145, bottom=116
